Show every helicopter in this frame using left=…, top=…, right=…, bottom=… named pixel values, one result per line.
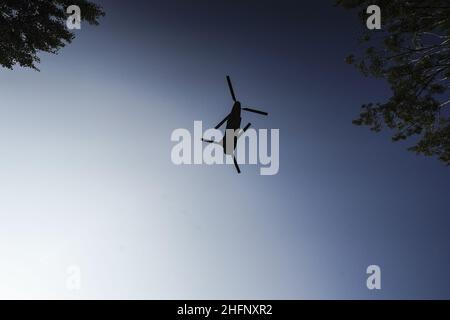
left=201, top=76, right=268, bottom=173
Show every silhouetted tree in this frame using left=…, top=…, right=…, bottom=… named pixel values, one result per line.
left=337, top=0, right=450, bottom=165
left=0, top=0, right=104, bottom=70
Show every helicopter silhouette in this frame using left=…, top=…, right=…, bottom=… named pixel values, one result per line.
left=201, top=76, right=268, bottom=173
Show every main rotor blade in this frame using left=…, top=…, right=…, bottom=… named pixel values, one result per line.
left=233, top=156, right=241, bottom=174
left=242, top=107, right=268, bottom=116
left=236, top=123, right=252, bottom=139
left=226, top=76, right=237, bottom=102
left=215, top=114, right=229, bottom=129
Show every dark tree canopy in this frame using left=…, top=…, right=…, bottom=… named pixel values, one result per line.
left=337, top=0, right=450, bottom=165
left=0, top=0, right=104, bottom=70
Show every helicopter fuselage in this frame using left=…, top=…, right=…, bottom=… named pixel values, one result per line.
left=222, top=101, right=242, bottom=154
left=226, top=101, right=242, bottom=130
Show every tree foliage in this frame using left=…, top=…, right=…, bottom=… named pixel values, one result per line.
left=337, top=0, right=450, bottom=165
left=0, top=0, right=104, bottom=70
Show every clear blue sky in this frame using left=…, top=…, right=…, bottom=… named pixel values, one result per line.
left=0, top=0, right=449, bottom=298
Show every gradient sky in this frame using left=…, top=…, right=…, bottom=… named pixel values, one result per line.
left=0, top=0, right=449, bottom=299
